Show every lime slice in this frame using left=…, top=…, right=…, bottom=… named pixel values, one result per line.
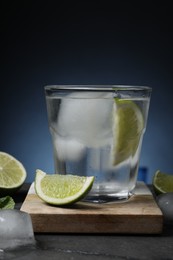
left=35, top=169, right=95, bottom=205
left=112, top=99, right=144, bottom=165
left=153, top=170, right=173, bottom=195
left=0, top=152, right=27, bottom=196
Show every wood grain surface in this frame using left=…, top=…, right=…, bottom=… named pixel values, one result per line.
left=20, top=183, right=163, bottom=234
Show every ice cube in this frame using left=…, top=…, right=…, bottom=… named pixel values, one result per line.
left=0, top=209, right=35, bottom=250
left=54, top=136, right=86, bottom=161
left=57, top=91, right=114, bottom=148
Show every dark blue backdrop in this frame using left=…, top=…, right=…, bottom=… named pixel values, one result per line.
left=1, top=2, right=173, bottom=183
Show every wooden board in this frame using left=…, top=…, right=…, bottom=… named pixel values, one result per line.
left=20, top=182, right=163, bottom=234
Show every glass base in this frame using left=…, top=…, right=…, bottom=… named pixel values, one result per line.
left=83, top=192, right=133, bottom=204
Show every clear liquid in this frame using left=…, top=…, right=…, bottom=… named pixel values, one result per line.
left=46, top=92, right=150, bottom=202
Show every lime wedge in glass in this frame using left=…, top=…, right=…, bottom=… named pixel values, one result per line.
left=112, top=99, right=144, bottom=166
left=0, top=152, right=27, bottom=196
left=35, top=169, right=95, bottom=205
left=153, top=170, right=173, bottom=195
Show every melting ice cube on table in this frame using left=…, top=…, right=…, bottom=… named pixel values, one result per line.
left=0, top=209, right=35, bottom=250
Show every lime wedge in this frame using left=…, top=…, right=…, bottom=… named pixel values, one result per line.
left=112, top=99, right=144, bottom=166
left=35, top=169, right=95, bottom=205
left=153, top=170, right=173, bottom=195
left=0, top=152, right=27, bottom=196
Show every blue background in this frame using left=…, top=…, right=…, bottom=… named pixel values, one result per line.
left=1, top=2, right=173, bottom=183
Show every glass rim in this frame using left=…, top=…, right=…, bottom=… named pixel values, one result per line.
left=44, top=85, right=152, bottom=92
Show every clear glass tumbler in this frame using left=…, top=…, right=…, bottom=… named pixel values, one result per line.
left=45, top=85, right=152, bottom=203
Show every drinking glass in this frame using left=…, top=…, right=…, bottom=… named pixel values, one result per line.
left=45, top=85, right=152, bottom=203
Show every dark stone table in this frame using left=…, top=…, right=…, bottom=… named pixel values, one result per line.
left=2, top=184, right=173, bottom=260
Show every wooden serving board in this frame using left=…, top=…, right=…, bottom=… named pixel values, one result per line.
left=20, top=182, right=163, bottom=234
